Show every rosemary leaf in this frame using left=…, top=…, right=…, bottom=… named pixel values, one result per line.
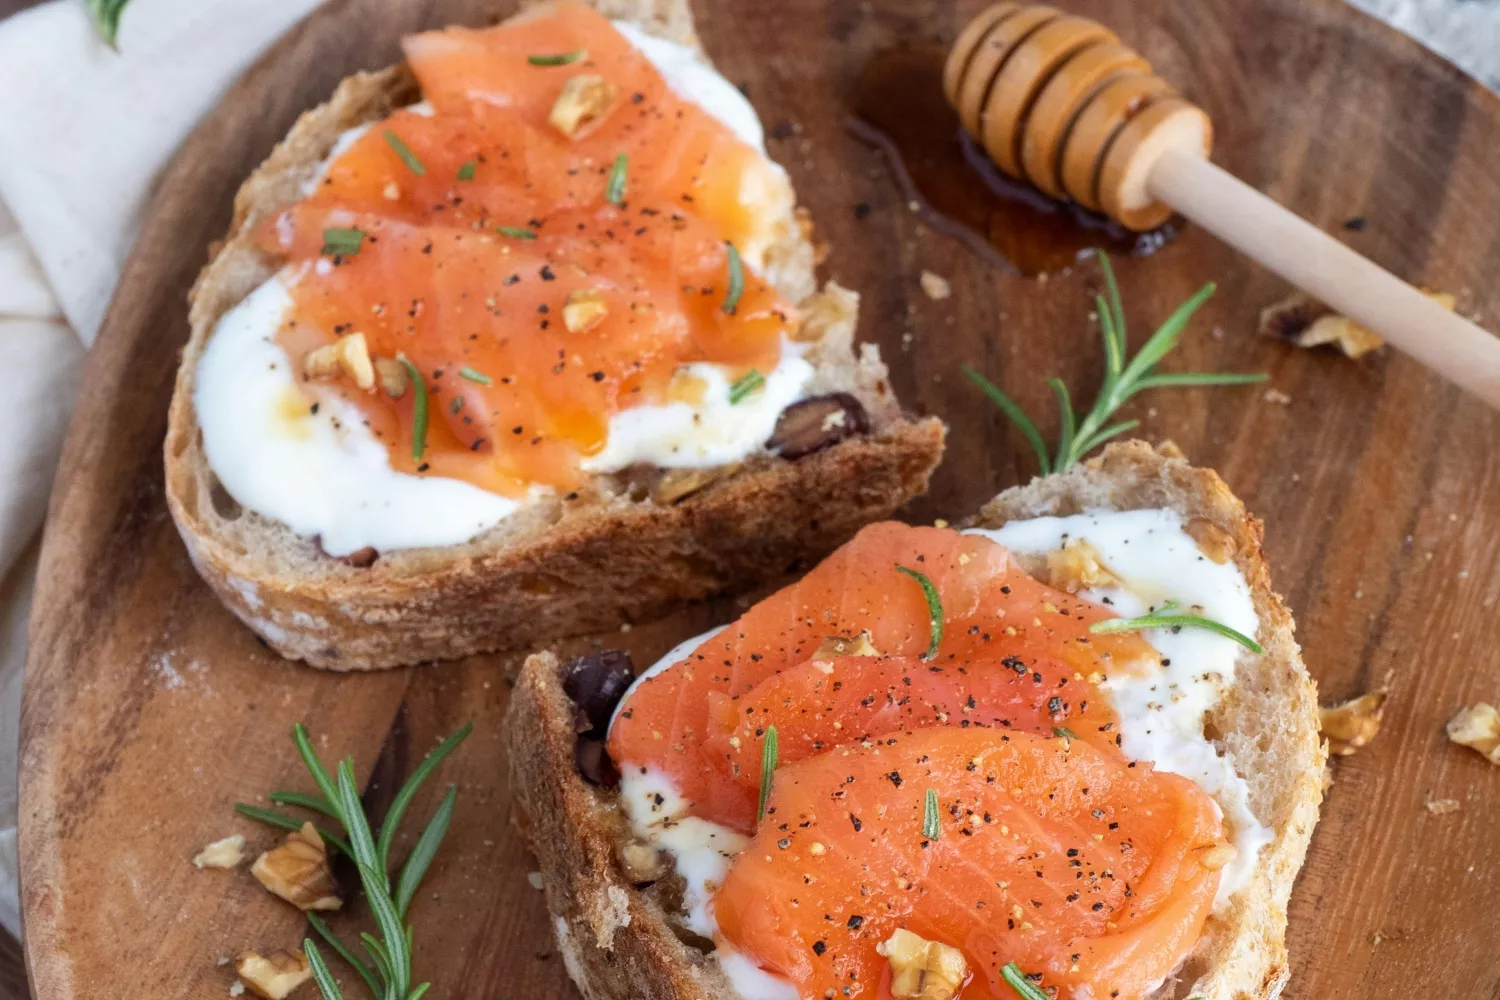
left=376, top=723, right=474, bottom=872
left=1090, top=610, right=1264, bottom=654
left=303, top=939, right=346, bottom=1000
left=396, top=785, right=459, bottom=919
left=757, top=725, right=779, bottom=823
left=457, top=161, right=477, bottom=181
left=269, top=790, right=340, bottom=819
left=400, top=357, right=429, bottom=463
left=1075, top=419, right=1141, bottom=457
left=894, top=566, right=943, bottom=659
left=1118, top=282, right=1217, bottom=390
left=723, top=243, right=744, bottom=315
left=922, top=788, right=941, bottom=840
left=606, top=153, right=629, bottom=205
left=359, top=932, right=394, bottom=986
left=1000, top=962, right=1051, bottom=1000
left=336, top=760, right=381, bottom=875
left=962, top=365, right=1052, bottom=476
left=358, top=860, right=411, bottom=999
left=321, top=227, right=366, bottom=258
left=384, top=130, right=426, bottom=176
left=292, top=724, right=341, bottom=807
left=307, top=914, right=380, bottom=998
left=1053, top=726, right=1078, bottom=740
left=528, top=50, right=587, bottom=66
left=85, top=0, right=131, bottom=47
left=409, top=985, right=433, bottom=1000
left=1133, top=372, right=1269, bottom=390
left=728, top=369, right=765, bottom=405
left=495, top=226, right=537, bottom=240
left=233, top=804, right=351, bottom=857
left=1047, top=378, right=1076, bottom=472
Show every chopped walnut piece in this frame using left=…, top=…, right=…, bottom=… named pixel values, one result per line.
left=1446, top=703, right=1500, bottom=764
left=919, top=270, right=951, bottom=301
left=1425, top=797, right=1461, bottom=815
left=563, top=288, right=609, bottom=333
left=651, top=467, right=729, bottom=505
left=1195, top=843, right=1237, bottom=871
left=1044, top=539, right=1118, bottom=593
left=374, top=356, right=409, bottom=398
left=193, top=834, right=246, bottom=870
left=1185, top=517, right=1237, bottom=564
left=549, top=74, right=618, bottom=138
left=235, top=950, right=311, bottom=1000
left=814, top=630, right=881, bottom=659
left=877, top=929, right=968, bottom=1000
left=250, top=823, right=342, bottom=912
left=303, top=333, right=375, bottom=390
left=665, top=368, right=708, bottom=406
left=1259, top=290, right=1454, bottom=359
left=1321, top=685, right=1390, bottom=756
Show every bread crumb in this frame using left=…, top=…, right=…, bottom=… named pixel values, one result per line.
left=919, top=271, right=951, bottom=301
left=1320, top=679, right=1390, bottom=756
left=528, top=871, right=544, bottom=890
left=229, top=983, right=246, bottom=998
left=1263, top=388, right=1292, bottom=405
left=1424, top=797, right=1461, bottom=814
left=1446, top=703, right=1500, bottom=764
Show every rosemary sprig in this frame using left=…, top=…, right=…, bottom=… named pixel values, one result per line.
left=383, top=131, right=426, bottom=176
left=757, top=725, right=779, bottom=823
left=1052, top=726, right=1078, bottom=741
left=1000, top=962, right=1050, bottom=1000
left=399, top=357, right=429, bottom=463
left=232, top=803, right=352, bottom=857
left=237, top=722, right=472, bottom=1000
left=894, top=566, right=943, bottom=659
left=728, top=369, right=765, bottom=405
left=964, top=252, right=1265, bottom=476
left=458, top=366, right=493, bottom=385
left=722, top=243, right=745, bottom=315
left=1089, top=600, right=1263, bottom=654
left=528, top=50, right=587, bottom=66
left=922, top=789, right=941, bottom=840
left=86, top=0, right=131, bottom=47
left=495, top=226, right=537, bottom=240
left=322, top=227, right=366, bottom=258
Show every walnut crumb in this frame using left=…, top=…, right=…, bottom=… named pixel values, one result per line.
left=877, top=929, right=968, bottom=1000
left=235, top=950, right=311, bottom=1000
left=563, top=288, right=609, bottom=333
left=1446, top=703, right=1500, bottom=764
left=1259, top=289, right=1454, bottom=359
left=1263, top=388, right=1292, bottom=405
left=250, top=823, right=342, bottom=912
left=193, top=834, right=247, bottom=870
left=814, top=630, right=881, bottom=660
left=1320, top=683, right=1390, bottom=756
left=1185, top=518, right=1237, bottom=564
left=303, top=333, right=375, bottom=390
left=919, top=271, right=951, bottom=301
left=1044, top=539, right=1118, bottom=593
left=1424, top=797, right=1461, bottom=815
left=549, top=74, right=618, bottom=138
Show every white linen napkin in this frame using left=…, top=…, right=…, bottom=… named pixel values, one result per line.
left=0, top=0, right=323, bottom=938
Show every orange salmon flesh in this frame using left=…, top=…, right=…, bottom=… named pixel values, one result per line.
left=259, top=2, right=795, bottom=496
left=607, top=522, right=1228, bottom=1000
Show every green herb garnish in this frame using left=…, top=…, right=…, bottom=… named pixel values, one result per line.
left=495, top=226, right=538, bottom=240
left=1089, top=600, right=1264, bottom=654
left=457, top=161, right=477, bottom=181
left=86, top=0, right=131, bottom=47
left=384, top=130, right=426, bottom=176
left=894, top=565, right=943, bottom=659
left=233, top=722, right=471, bottom=1000
left=757, top=725, right=779, bottom=824
left=1053, top=726, right=1078, bottom=741
left=321, top=227, right=366, bottom=257
left=963, top=252, right=1265, bottom=476
left=728, top=369, right=765, bottom=405
left=723, top=242, right=745, bottom=315
left=1000, top=962, right=1051, bottom=1000
left=401, top=356, right=429, bottom=463
left=458, top=366, right=494, bottom=385
left=606, top=153, right=629, bottom=205
left=528, top=50, right=587, bottom=66
left=232, top=804, right=351, bottom=857
left=922, top=788, right=941, bottom=840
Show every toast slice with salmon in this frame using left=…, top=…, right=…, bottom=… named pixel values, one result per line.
left=507, top=441, right=1325, bottom=1000
left=163, top=0, right=945, bottom=671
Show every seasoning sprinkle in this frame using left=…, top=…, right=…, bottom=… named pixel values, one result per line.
left=384, top=130, right=426, bottom=176
left=728, top=369, right=765, bottom=405
left=1053, top=726, right=1078, bottom=741
left=528, top=49, right=587, bottom=66
left=757, top=725, right=779, bottom=824
left=400, top=356, right=429, bottom=462
left=1089, top=600, right=1263, bottom=654
left=321, top=227, right=366, bottom=257
left=999, top=962, right=1050, bottom=1000
left=496, top=226, right=538, bottom=240
left=605, top=153, right=629, bottom=205
left=895, top=565, right=943, bottom=659
left=458, top=366, right=493, bottom=386
left=457, top=161, right=477, bottom=181
left=722, top=242, right=744, bottom=315
left=922, top=788, right=941, bottom=840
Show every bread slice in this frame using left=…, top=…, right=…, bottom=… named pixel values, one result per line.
left=506, top=440, right=1326, bottom=1000
left=163, top=0, right=945, bottom=671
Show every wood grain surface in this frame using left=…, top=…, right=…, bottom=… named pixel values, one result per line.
left=17, top=0, right=1500, bottom=998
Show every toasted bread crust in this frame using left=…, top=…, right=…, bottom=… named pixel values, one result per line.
left=163, top=0, right=945, bottom=670
left=506, top=441, right=1325, bottom=1000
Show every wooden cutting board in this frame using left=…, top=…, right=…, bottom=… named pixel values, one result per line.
left=19, top=0, right=1500, bottom=997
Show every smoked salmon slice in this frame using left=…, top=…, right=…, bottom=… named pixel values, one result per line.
left=608, top=522, right=1160, bottom=833
left=711, top=728, right=1226, bottom=1000
left=256, top=2, right=800, bottom=494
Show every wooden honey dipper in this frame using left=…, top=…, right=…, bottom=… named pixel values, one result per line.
left=945, top=2, right=1500, bottom=408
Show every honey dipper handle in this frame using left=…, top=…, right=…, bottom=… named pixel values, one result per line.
left=1148, top=148, right=1500, bottom=409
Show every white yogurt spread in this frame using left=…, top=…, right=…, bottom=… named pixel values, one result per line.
left=197, top=26, right=806, bottom=557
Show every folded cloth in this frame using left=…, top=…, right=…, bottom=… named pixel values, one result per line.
left=0, top=0, right=323, bottom=939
